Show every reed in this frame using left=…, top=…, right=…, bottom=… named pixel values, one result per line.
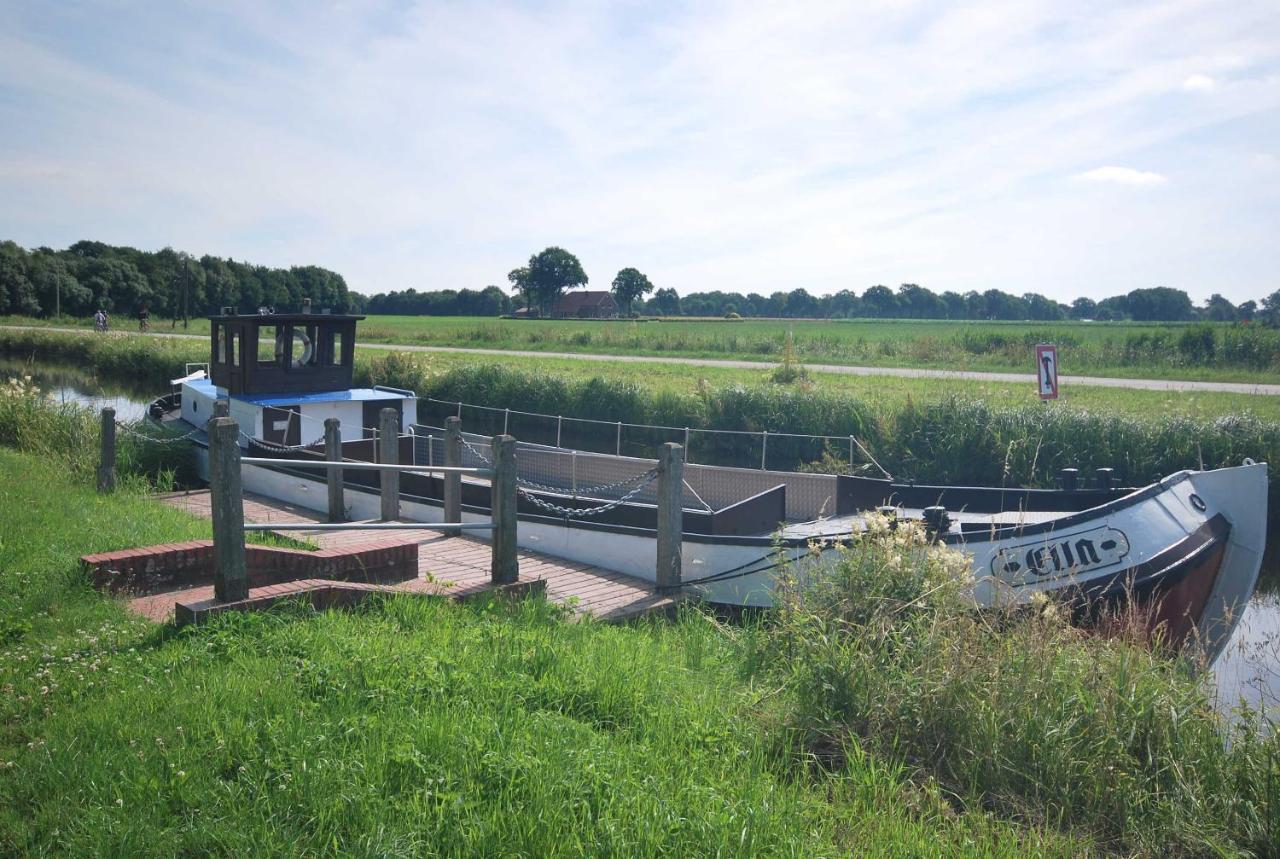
left=5, top=329, right=1278, bottom=515
left=0, top=374, right=194, bottom=490
left=762, top=521, right=1280, bottom=855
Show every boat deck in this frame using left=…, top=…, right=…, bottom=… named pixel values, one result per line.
left=136, top=490, right=682, bottom=623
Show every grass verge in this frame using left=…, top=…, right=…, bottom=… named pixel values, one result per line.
left=0, top=448, right=1078, bottom=856
left=7, top=315, right=1280, bottom=383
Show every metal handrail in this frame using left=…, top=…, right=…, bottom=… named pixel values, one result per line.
left=239, top=456, right=491, bottom=476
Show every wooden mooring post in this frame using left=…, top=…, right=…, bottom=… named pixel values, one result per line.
left=656, top=442, right=684, bottom=593
left=208, top=416, right=248, bottom=602
left=325, top=417, right=343, bottom=523
left=379, top=407, right=400, bottom=521
left=97, top=407, right=116, bottom=493
left=444, top=416, right=462, bottom=537
left=490, top=434, right=518, bottom=585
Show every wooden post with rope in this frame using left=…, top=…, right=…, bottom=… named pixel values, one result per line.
left=208, top=416, right=248, bottom=602
left=97, top=407, right=116, bottom=493
left=379, top=408, right=400, bottom=521
left=490, top=434, right=518, bottom=585
left=444, top=417, right=462, bottom=537
left=325, top=417, right=344, bottom=523
left=656, top=442, right=684, bottom=593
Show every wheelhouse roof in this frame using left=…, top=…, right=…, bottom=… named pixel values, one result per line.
left=207, top=313, right=365, bottom=323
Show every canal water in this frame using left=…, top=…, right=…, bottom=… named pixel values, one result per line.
left=3, top=359, right=1278, bottom=722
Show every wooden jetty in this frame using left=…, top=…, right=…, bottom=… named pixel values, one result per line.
left=127, top=489, right=681, bottom=624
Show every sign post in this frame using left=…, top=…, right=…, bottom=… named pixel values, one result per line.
left=1036, top=343, right=1059, bottom=400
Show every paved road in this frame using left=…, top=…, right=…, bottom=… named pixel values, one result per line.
left=7, top=325, right=1279, bottom=395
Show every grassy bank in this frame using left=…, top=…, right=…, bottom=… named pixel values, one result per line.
left=6, top=315, right=1280, bottom=383
left=4, top=327, right=1278, bottom=510
left=0, top=373, right=196, bottom=490
left=0, top=447, right=1077, bottom=856
left=4, top=325, right=1280, bottom=424
left=2, top=437, right=1277, bottom=854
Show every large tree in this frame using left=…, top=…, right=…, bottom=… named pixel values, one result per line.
left=513, top=246, right=588, bottom=316
left=610, top=267, right=654, bottom=315
left=1125, top=286, right=1194, bottom=321
left=861, top=285, right=897, bottom=318
left=1203, top=293, right=1238, bottom=322
left=651, top=287, right=681, bottom=316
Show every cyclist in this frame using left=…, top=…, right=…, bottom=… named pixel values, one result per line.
left=93, top=309, right=109, bottom=332
left=138, top=305, right=150, bottom=332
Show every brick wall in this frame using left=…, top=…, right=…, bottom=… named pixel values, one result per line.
left=82, top=539, right=418, bottom=595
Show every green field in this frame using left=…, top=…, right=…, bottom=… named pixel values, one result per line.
left=6, top=314, right=1279, bottom=384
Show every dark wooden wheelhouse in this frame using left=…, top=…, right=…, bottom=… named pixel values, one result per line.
left=207, top=312, right=363, bottom=396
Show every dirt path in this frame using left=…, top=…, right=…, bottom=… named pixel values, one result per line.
left=8, top=324, right=1279, bottom=395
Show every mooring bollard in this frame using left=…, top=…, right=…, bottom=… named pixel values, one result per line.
left=444, top=416, right=462, bottom=537
left=923, top=505, right=949, bottom=538
left=656, top=442, right=684, bottom=593
left=325, top=417, right=343, bottom=523
left=97, top=407, right=116, bottom=493
left=379, top=408, right=400, bottom=521
left=490, top=434, right=518, bottom=585
left=208, top=416, right=248, bottom=602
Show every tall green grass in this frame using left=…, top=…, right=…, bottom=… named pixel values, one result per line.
left=6, top=314, right=1280, bottom=381
left=4, top=328, right=1274, bottom=508
left=0, top=448, right=1074, bottom=856
left=363, top=354, right=1280, bottom=510
left=0, top=374, right=195, bottom=490
left=763, top=520, right=1280, bottom=855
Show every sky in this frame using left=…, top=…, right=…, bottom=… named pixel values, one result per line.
left=0, top=1, right=1277, bottom=303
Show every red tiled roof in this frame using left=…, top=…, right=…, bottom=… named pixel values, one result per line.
left=552, top=291, right=617, bottom=312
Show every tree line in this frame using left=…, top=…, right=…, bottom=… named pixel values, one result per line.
left=366, top=246, right=1280, bottom=323
left=6, top=239, right=1277, bottom=325
left=0, top=240, right=354, bottom=320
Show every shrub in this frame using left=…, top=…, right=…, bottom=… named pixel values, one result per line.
left=1178, top=324, right=1217, bottom=365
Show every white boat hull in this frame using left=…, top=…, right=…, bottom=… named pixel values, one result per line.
left=197, top=447, right=1266, bottom=663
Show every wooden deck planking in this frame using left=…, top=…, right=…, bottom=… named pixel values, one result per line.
left=149, top=490, right=678, bottom=623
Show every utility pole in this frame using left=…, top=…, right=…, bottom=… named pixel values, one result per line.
left=183, top=258, right=189, bottom=329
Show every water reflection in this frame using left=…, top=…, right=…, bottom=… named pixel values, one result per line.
left=0, top=359, right=154, bottom=422
left=1213, top=540, right=1280, bottom=724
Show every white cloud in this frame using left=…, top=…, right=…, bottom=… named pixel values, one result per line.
left=1075, top=166, right=1169, bottom=186
left=1183, top=73, right=1217, bottom=92
left=0, top=0, right=1277, bottom=302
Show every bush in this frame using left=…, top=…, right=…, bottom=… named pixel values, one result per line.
left=1178, top=324, right=1217, bottom=365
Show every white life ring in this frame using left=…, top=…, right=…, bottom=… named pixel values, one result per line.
left=274, top=329, right=314, bottom=366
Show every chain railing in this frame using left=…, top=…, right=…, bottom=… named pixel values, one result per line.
left=516, top=470, right=659, bottom=519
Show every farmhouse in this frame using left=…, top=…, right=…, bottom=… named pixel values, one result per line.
left=550, top=290, right=618, bottom=319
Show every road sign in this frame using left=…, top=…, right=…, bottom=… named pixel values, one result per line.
left=1036, top=344, right=1059, bottom=400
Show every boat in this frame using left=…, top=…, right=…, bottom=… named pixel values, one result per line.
left=150, top=310, right=1268, bottom=662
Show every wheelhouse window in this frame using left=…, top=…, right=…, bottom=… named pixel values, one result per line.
left=257, top=325, right=281, bottom=365
left=329, top=329, right=345, bottom=366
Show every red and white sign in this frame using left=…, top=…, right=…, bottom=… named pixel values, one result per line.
left=1036, top=344, right=1059, bottom=400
